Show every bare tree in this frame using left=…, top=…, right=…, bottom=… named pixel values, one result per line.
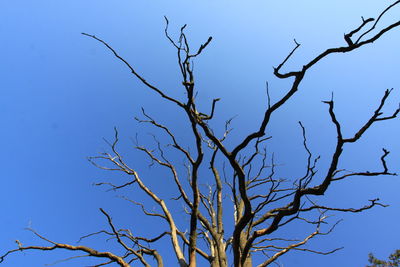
left=2, top=2, right=400, bottom=267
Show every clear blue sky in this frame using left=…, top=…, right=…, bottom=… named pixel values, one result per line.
left=1, top=1, right=399, bottom=266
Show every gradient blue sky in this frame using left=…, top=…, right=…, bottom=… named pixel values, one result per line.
left=1, top=1, right=400, bottom=266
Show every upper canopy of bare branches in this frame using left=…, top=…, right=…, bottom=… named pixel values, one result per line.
left=2, top=2, right=400, bottom=267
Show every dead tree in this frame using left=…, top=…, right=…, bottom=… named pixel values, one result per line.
left=2, top=2, right=400, bottom=267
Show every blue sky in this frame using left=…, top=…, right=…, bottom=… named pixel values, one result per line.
left=1, top=1, right=399, bottom=266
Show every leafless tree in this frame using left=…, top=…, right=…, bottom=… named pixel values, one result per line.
left=2, top=2, right=400, bottom=267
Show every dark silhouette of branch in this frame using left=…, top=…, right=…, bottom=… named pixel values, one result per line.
left=0, top=228, right=130, bottom=267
